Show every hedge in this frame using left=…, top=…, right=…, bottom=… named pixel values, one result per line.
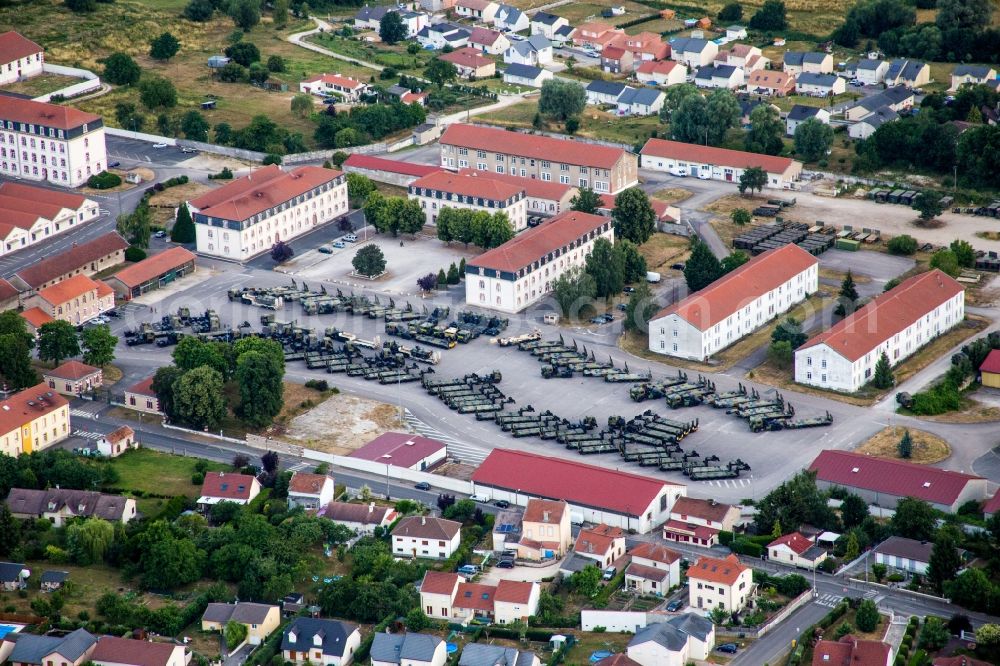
left=719, top=530, right=734, bottom=546
left=161, top=175, right=189, bottom=188
left=87, top=172, right=122, bottom=189
left=730, top=539, right=764, bottom=557
left=124, top=246, right=147, bottom=262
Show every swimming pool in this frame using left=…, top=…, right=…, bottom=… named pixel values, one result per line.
left=0, top=624, right=24, bottom=639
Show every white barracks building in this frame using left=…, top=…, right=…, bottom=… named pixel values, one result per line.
left=408, top=170, right=528, bottom=231
left=649, top=244, right=818, bottom=360
left=188, top=165, right=347, bottom=262
left=465, top=210, right=613, bottom=313
left=795, top=269, right=964, bottom=393
left=0, top=97, right=106, bottom=187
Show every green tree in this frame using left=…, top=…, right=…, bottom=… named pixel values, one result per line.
left=624, top=281, right=657, bottom=333
left=918, top=617, right=951, bottom=650
left=481, top=211, right=514, bottom=249
left=152, top=366, right=183, bottom=420
left=266, top=55, right=285, bottom=72
left=229, top=0, right=260, bottom=31
left=352, top=244, right=386, bottom=277
left=214, top=123, right=234, bottom=144
left=247, top=62, right=269, bottom=85
left=612, top=188, right=657, bottom=244
left=379, top=11, right=407, bottom=44
left=844, top=532, right=860, bottom=560
left=184, top=0, right=214, bottom=21
left=913, top=190, right=943, bottom=221
left=886, top=234, right=917, bottom=255
left=749, top=0, right=788, bottom=30
left=65, top=0, right=97, bottom=12
left=898, top=429, right=913, bottom=458
left=720, top=250, right=749, bottom=274
left=0, top=323, right=39, bottom=391
left=81, top=325, right=117, bottom=368
left=346, top=173, right=376, bottom=204
left=172, top=337, right=230, bottom=376
left=768, top=340, right=793, bottom=368
left=406, top=607, right=431, bottom=631
left=709, top=607, right=729, bottom=625
left=660, top=83, right=699, bottom=122
left=772, top=317, right=807, bottom=348
left=926, top=533, right=962, bottom=594
left=745, top=104, right=785, bottom=155
left=672, top=91, right=739, bottom=146
left=271, top=0, right=288, bottom=27
left=424, top=58, right=457, bottom=88
left=930, top=248, right=961, bottom=277
left=149, top=32, right=180, bottom=61
left=871, top=351, right=894, bottom=389
left=618, top=239, right=647, bottom=283
left=834, top=270, right=859, bottom=317
left=538, top=79, right=586, bottom=120
left=290, top=93, right=314, bottom=118
left=437, top=268, right=447, bottom=286
left=890, top=497, right=936, bottom=541
left=947, top=568, right=993, bottom=611
left=139, top=76, right=178, bottom=109
left=446, top=263, right=460, bottom=285
left=754, top=470, right=837, bottom=533
left=172, top=204, right=196, bottom=243
left=37, top=321, right=80, bottom=367
left=975, top=623, right=1000, bottom=645
left=585, top=238, right=624, bottom=298
left=225, top=620, right=248, bottom=649
left=570, top=564, right=602, bottom=597
left=794, top=118, right=834, bottom=162
left=841, top=494, right=869, bottom=529
left=0, top=504, right=19, bottom=556
left=179, top=110, right=210, bottom=141
left=103, top=53, right=141, bottom=86
left=570, top=187, right=602, bottom=214
left=950, top=239, right=976, bottom=268
left=236, top=351, right=283, bottom=428
left=705, top=89, right=741, bottom=144
left=174, top=366, right=227, bottom=430
left=731, top=207, right=752, bottom=226
left=683, top=239, right=722, bottom=292
left=871, top=562, right=887, bottom=582
left=66, top=519, right=115, bottom=565
left=718, top=1, right=742, bottom=20
left=738, top=166, right=768, bottom=196
left=233, top=337, right=284, bottom=372
left=855, top=599, right=879, bottom=632
left=552, top=266, right=596, bottom=318
left=936, top=0, right=992, bottom=31
left=225, top=42, right=260, bottom=67
left=443, top=499, right=476, bottom=522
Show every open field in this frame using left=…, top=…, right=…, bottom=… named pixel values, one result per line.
left=477, top=99, right=659, bottom=146
left=282, top=391, right=400, bottom=455
left=855, top=426, right=951, bottom=464
left=638, top=232, right=690, bottom=273
left=1, top=72, right=81, bottom=98
left=108, top=447, right=229, bottom=499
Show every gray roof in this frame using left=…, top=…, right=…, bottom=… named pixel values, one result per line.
left=873, top=536, right=934, bottom=562
left=953, top=64, right=994, bottom=78
left=666, top=613, right=714, bottom=641
left=281, top=618, right=358, bottom=658
left=387, top=84, right=410, bottom=96
left=860, top=106, right=899, bottom=129
left=459, top=643, right=536, bottom=666
left=6, top=487, right=132, bottom=521
left=532, top=11, right=561, bottom=25
left=787, top=104, right=822, bottom=121
left=886, top=59, right=925, bottom=83
left=355, top=5, right=393, bottom=21
left=40, top=570, right=69, bottom=584
left=587, top=80, right=628, bottom=96
left=504, top=63, right=544, bottom=79
left=670, top=37, right=711, bottom=54
left=558, top=552, right=597, bottom=574
left=856, top=58, right=884, bottom=71
left=495, top=4, right=524, bottom=23
left=695, top=64, right=737, bottom=80
left=0, top=561, right=26, bottom=583
left=370, top=632, right=443, bottom=663
left=512, top=35, right=550, bottom=55
left=629, top=622, right=687, bottom=652
left=797, top=72, right=839, bottom=88
left=554, top=25, right=574, bottom=37
left=856, top=86, right=913, bottom=112
left=783, top=52, right=804, bottom=66
left=619, top=87, right=663, bottom=107
left=803, top=52, right=827, bottom=64
left=10, top=629, right=96, bottom=665
left=203, top=602, right=277, bottom=625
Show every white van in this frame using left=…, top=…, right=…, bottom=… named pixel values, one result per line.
left=470, top=493, right=491, bottom=503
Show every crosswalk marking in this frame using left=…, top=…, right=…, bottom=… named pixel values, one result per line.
left=72, top=430, right=102, bottom=441
left=402, top=410, right=489, bottom=465
left=288, top=462, right=311, bottom=472
left=700, top=478, right=751, bottom=488
left=71, top=409, right=98, bottom=419
left=815, top=593, right=843, bottom=608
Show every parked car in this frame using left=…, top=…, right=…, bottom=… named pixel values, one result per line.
left=623, top=286, right=635, bottom=293
left=414, top=481, right=431, bottom=490
left=496, top=559, right=515, bottom=569
left=333, top=240, right=346, bottom=248
left=180, top=147, right=197, bottom=154
left=154, top=230, right=166, bottom=238
left=344, top=233, right=358, bottom=242
left=716, top=643, right=739, bottom=654
left=616, top=303, right=627, bottom=311
left=152, top=143, right=167, bottom=148
left=108, top=161, right=121, bottom=168
left=470, top=493, right=490, bottom=503
left=666, top=599, right=684, bottom=612
left=602, top=567, right=616, bottom=580
left=670, top=263, right=685, bottom=270
left=318, top=245, right=333, bottom=254
left=493, top=499, right=510, bottom=508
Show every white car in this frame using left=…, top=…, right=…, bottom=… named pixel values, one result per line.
left=152, top=143, right=168, bottom=148
left=470, top=493, right=491, bottom=503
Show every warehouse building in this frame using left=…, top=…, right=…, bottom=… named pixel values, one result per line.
left=639, top=138, right=802, bottom=189
left=10, top=232, right=128, bottom=294
left=648, top=244, right=818, bottom=360
left=795, top=269, right=964, bottom=393
left=105, top=246, right=196, bottom=300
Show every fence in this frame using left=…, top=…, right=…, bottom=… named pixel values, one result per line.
left=34, top=63, right=101, bottom=102
left=282, top=141, right=388, bottom=165
left=300, top=448, right=476, bottom=494
left=715, top=589, right=814, bottom=640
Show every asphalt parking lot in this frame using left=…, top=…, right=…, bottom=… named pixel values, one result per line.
left=105, top=135, right=194, bottom=167
left=817, top=248, right=915, bottom=285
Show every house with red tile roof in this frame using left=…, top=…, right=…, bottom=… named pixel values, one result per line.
left=664, top=497, right=741, bottom=547
left=26, top=274, right=114, bottom=326
left=43, top=360, right=102, bottom=397
left=978, top=348, right=1000, bottom=388
left=715, top=43, right=767, bottom=72
left=96, top=426, right=136, bottom=458
left=11, top=232, right=128, bottom=293
left=458, top=168, right=576, bottom=216
left=468, top=27, right=509, bottom=55
left=648, top=243, right=818, bottom=361
left=984, top=491, right=1000, bottom=518
left=573, top=22, right=625, bottom=50
left=768, top=531, right=827, bottom=569
left=0, top=278, right=17, bottom=311
left=619, top=32, right=670, bottom=65
left=455, top=0, right=499, bottom=22
left=597, top=193, right=679, bottom=225
left=809, top=450, right=987, bottom=512
left=418, top=571, right=539, bottom=625
left=811, top=636, right=892, bottom=666
left=0, top=31, right=43, bottom=85
left=795, top=270, right=964, bottom=393
left=687, top=554, right=752, bottom=612
left=408, top=170, right=526, bottom=230
left=640, top=137, right=803, bottom=187
left=197, top=472, right=261, bottom=511
left=517, top=499, right=571, bottom=560
left=0, top=183, right=99, bottom=260
left=748, top=69, right=797, bottom=96
left=105, top=246, right=196, bottom=301
left=437, top=47, right=496, bottom=79
left=465, top=210, right=613, bottom=313
left=187, top=165, right=347, bottom=262
left=91, top=636, right=187, bottom=666
left=125, top=376, right=161, bottom=415
left=0, top=382, right=70, bottom=456
left=317, top=501, right=397, bottom=533
left=472, top=448, right=686, bottom=533
left=574, top=524, right=626, bottom=567
left=342, top=154, right=438, bottom=186
left=20, top=306, right=54, bottom=334
left=636, top=60, right=687, bottom=86
left=299, top=73, right=369, bottom=100
left=287, top=472, right=334, bottom=510
left=349, top=431, right=447, bottom=471
left=625, top=542, right=681, bottom=595
left=601, top=44, right=633, bottom=74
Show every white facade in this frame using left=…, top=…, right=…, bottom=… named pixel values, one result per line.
left=874, top=551, right=929, bottom=575
left=530, top=15, right=568, bottom=39
left=694, top=66, right=744, bottom=89
left=503, top=66, right=552, bottom=88
left=287, top=477, right=335, bottom=511
left=298, top=75, right=368, bottom=101
left=455, top=0, right=499, bottom=22
left=688, top=562, right=752, bottom=612
left=400, top=11, right=430, bottom=37
left=856, top=60, right=889, bottom=85
left=796, top=75, right=846, bottom=96
left=786, top=107, right=830, bottom=136
left=640, top=139, right=803, bottom=189
left=392, top=531, right=461, bottom=560
left=671, top=40, right=718, bottom=68
left=407, top=182, right=527, bottom=231
left=493, top=5, right=529, bottom=32
left=0, top=42, right=43, bottom=85
left=618, top=90, right=665, bottom=116
left=495, top=585, right=540, bottom=625
left=636, top=62, right=687, bottom=87
left=504, top=37, right=553, bottom=66
left=0, top=186, right=99, bottom=257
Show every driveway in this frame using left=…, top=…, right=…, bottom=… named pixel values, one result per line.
left=223, top=642, right=254, bottom=666
left=478, top=557, right=565, bottom=585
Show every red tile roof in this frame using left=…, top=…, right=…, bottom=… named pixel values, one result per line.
left=343, top=154, right=439, bottom=178
left=597, top=193, right=674, bottom=221
left=0, top=182, right=86, bottom=213
left=651, top=243, right=817, bottom=329
left=0, top=96, right=101, bottom=131
left=469, top=210, right=609, bottom=273
left=127, top=376, right=156, bottom=397
left=748, top=69, right=796, bottom=90
left=495, top=579, right=534, bottom=604
left=670, top=496, right=735, bottom=523
left=411, top=170, right=523, bottom=202
left=111, top=247, right=196, bottom=289
left=457, top=0, right=493, bottom=10
left=978, top=348, right=1000, bottom=375
left=458, top=168, right=574, bottom=201
left=523, top=498, right=567, bottom=523
left=301, top=73, right=366, bottom=90
left=14, top=232, right=128, bottom=289
left=438, top=46, right=494, bottom=70
left=104, top=425, right=134, bottom=445
left=45, top=360, right=99, bottom=381
left=20, top=307, right=53, bottom=329
left=625, top=562, right=670, bottom=581
left=575, top=525, right=623, bottom=556
left=199, top=471, right=257, bottom=501
left=662, top=519, right=718, bottom=541
left=91, top=637, right=179, bottom=666
left=454, top=582, right=495, bottom=612
left=809, top=450, right=983, bottom=506
left=811, top=637, right=892, bottom=666
left=688, top=554, right=747, bottom=585
left=0, top=382, right=67, bottom=437
left=0, top=31, right=42, bottom=64
left=594, top=655, right=642, bottom=666
left=349, top=431, right=446, bottom=468
left=420, top=571, right=460, bottom=596
left=469, top=27, right=504, bottom=47
left=602, top=45, right=628, bottom=59
left=637, top=60, right=681, bottom=75
left=472, top=448, right=680, bottom=516
left=188, top=165, right=343, bottom=222
left=36, top=274, right=101, bottom=306
left=629, top=542, right=680, bottom=564
left=768, top=531, right=813, bottom=555
left=288, top=472, right=330, bottom=495
left=799, top=269, right=964, bottom=362
left=441, top=123, right=629, bottom=169
left=983, top=492, right=1000, bottom=516
left=0, top=279, right=17, bottom=303
left=641, top=137, right=798, bottom=175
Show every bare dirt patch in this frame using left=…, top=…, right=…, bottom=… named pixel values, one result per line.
left=282, top=392, right=401, bottom=455
left=912, top=218, right=945, bottom=229
left=639, top=233, right=690, bottom=272
left=651, top=187, right=693, bottom=204
left=855, top=426, right=951, bottom=464
left=819, top=267, right=872, bottom=285
left=148, top=182, right=215, bottom=208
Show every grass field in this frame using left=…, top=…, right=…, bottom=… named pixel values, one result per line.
left=478, top=99, right=659, bottom=146
left=2, top=72, right=81, bottom=98
left=108, top=447, right=228, bottom=499
left=855, top=426, right=951, bottom=463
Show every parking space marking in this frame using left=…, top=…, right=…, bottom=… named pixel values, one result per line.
left=403, top=410, right=489, bottom=465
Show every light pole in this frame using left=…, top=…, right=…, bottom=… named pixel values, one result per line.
left=385, top=462, right=390, bottom=500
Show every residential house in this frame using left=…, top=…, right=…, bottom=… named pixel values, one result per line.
left=573, top=22, right=624, bottom=50
left=281, top=617, right=360, bottom=666
left=392, top=515, right=462, bottom=559
left=90, top=636, right=188, bottom=666
left=299, top=73, right=369, bottom=101
left=398, top=10, right=430, bottom=37
left=492, top=4, right=529, bottom=33
left=786, top=105, right=830, bottom=136
left=386, top=84, right=428, bottom=106
left=795, top=270, right=964, bottom=393
left=0, top=31, right=44, bottom=85
left=981, top=349, right=1000, bottom=388
left=517, top=499, right=571, bottom=560
left=619, top=32, right=670, bottom=66
left=196, top=471, right=261, bottom=511
left=505, top=34, right=552, bottom=66
left=370, top=633, right=446, bottom=666
left=39, top=570, right=68, bottom=592
left=844, top=87, right=914, bottom=121
left=601, top=45, right=634, bottom=74
left=455, top=0, right=499, bottom=23
left=663, top=497, right=740, bottom=547
left=950, top=65, right=997, bottom=91
left=617, top=87, right=665, bottom=116
left=796, top=72, right=845, bottom=96
left=353, top=5, right=394, bottom=30
left=641, top=137, right=803, bottom=188
left=349, top=431, right=447, bottom=471
left=625, top=542, right=681, bottom=595
left=694, top=64, right=743, bottom=89
left=0, top=562, right=29, bottom=591
left=626, top=614, right=715, bottom=666
left=811, top=636, right=892, bottom=666
left=885, top=59, right=930, bottom=88
left=669, top=37, right=718, bottom=68
left=6, top=487, right=136, bottom=525
left=457, top=168, right=576, bottom=216
left=574, top=524, right=626, bottom=568
left=202, top=603, right=280, bottom=646
left=96, top=425, right=137, bottom=458
left=26, top=274, right=114, bottom=327
left=468, top=27, right=509, bottom=54
left=550, top=24, right=574, bottom=44
left=748, top=69, right=796, bottom=96
left=418, top=571, right=540, bottom=624
left=586, top=80, right=630, bottom=105
left=725, top=25, right=747, bottom=40
left=687, top=554, right=752, bottom=612
left=873, top=536, right=964, bottom=575
left=848, top=107, right=899, bottom=139
left=6, top=628, right=96, bottom=666
left=438, top=47, right=496, bottom=78
left=494, top=580, right=541, bottom=625
left=855, top=58, right=889, bottom=85
left=457, top=645, right=539, bottom=666
left=715, top=43, right=767, bottom=72
left=768, top=532, right=827, bottom=569
left=418, top=0, right=454, bottom=12
left=317, top=501, right=398, bottom=533
left=287, top=472, right=335, bottom=510
left=530, top=12, right=568, bottom=39
left=124, top=377, right=161, bottom=415
left=503, top=63, right=552, bottom=88
left=782, top=51, right=833, bottom=75
left=408, top=170, right=527, bottom=230
left=987, top=492, right=1000, bottom=519
left=417, top=23, right=470, bottom=49
left=0, top=382, right=70, bottom=456
left=43, top=360, right=102, bottom=397
left=635, top=60, right=686, bottom=87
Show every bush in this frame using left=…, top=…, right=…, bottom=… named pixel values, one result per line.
left=304, top=379, right=329, bottom=392
left=887, top=234, right=918, bottom=255
left=161, top=175, right=189, bottom=188
left=718, top=530, right=735, bottom=546
left=191, top=472, right=204, bottom=485
left=87, top=171, right=122, bottom=189
left=887, top=572, right=905, bottom=583
left=730, top=539, right=764, bottom=557
left=209, top=167, right=234, bottom=180
left=124, top=246, right=147, bottom=262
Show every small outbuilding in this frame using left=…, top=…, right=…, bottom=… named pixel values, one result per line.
left=979, top=349, right=1000, bottom=388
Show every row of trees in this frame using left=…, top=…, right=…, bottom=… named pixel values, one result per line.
left=551, top=238, right=648, bottom=318
left=362, top=192, right=425, bottom=237
left=314, top=101, right=427, bottom=149
left=683, top=239, right=749, bottom=292
left=435, top=207, right=514, bottom=250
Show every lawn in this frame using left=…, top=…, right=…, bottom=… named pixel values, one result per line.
left=478, top=99, right=660, bottom=147
left=2, top=72, right=82, bottom=98
left=309, top=33, right=434, bottom=74
left=561, top=633, right=632, bottom=666
left=107, top=447, right=228, bottom=500
left=638, top=232, right=690, bottom=273
left=855, top=426, right=951, bottom=463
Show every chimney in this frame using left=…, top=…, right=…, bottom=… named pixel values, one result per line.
left=369, top=502, right=375, bottom=513
left=421, top=516, right=426, bottom=525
